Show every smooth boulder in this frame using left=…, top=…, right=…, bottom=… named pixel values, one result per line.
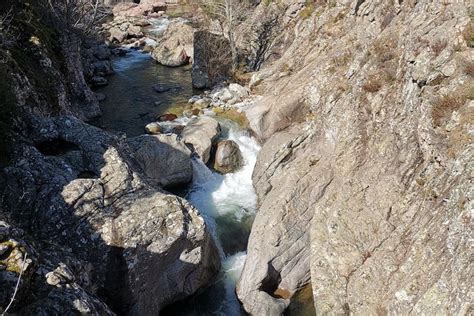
left=145, top=122, right=162, bottom=134
left=213, top=140, right=243, bottom=174
left=128, top=134, right=193, bottom=188
left=181, top=116, right=221, bottom=163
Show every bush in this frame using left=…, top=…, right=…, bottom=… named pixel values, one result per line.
left=362, top=75, right=382, bottom=93
left=299, top=0, right=315, bottom=19
left=431, top=95, right=465, bottom=127
left=430, top=40, right=447, bottom=57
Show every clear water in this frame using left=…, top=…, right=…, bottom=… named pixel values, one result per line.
left=90, top=49, right=195, bottom=137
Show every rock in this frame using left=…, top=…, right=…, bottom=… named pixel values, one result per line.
left=92, top=60, right=114, bottom=76
left=171, top=125, right=185, bottom=135
left=143, top=38, right=158, bottom=52
left=194, top=98, right=211, bottom=109
left=151, top=21, right=194, bottom=67
left=128, top=134, right=193, bottom=188
left=152, top=84, right=181, bottom=93
left=228, top=83, right=250, bottom=102
left=95, top=93, right=106, bottom=102
left=0, top=244, right=9, bottom=256
left=90, top=76, right=108, bottom=88
left=109, top=27, right=127, bottom=43
left=181, top=116, right=221, bottom=163
left=127, top=25, right=144, bottom=38
left=212, top=87, right=233, bottom=103
left=157, top=113, right=178, bottom=122
left=112, top=2, right=138, bottom=16
left=188, top=95, right=201, bottom=103
left=92, top=45, right=111, bottom=60
left=237, top=1, right=473, bottom=315
left=192, top=31, right=231, bottom=88
left=145, top=122, right=163, bottom=134
left=213, top=140, right=243, bottom=174
left=1, top=116, right=220, bottom=313
left=0, top=220, right=114, bottom=315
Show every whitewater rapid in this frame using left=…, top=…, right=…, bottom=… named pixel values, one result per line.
left=186, top=119, right=260, bottom=315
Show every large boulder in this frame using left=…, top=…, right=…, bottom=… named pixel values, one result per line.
left=192, top=31, right=232, bottom=88
left=213, top=140, right=243, bottom=174
left=0, top=219, right=115, bottom=315
left=128, top=134, right=193, bottom=188
left=181, top=116, right=221, bottom=163
left=1, top=116, right=220, bottom=314
left=151, top=21, right=194, bottom=67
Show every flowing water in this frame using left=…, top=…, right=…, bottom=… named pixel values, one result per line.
left=90, top=20, right=261, bottom=315
left=90, top=49, right=194, bottom=137
left=163, top=123, right=260, bottom=315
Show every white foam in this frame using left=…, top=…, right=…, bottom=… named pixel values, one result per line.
left=185, top=120, right=260, bottom=314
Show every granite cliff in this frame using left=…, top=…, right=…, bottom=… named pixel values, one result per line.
left=236, top=0, right=473, bottom=314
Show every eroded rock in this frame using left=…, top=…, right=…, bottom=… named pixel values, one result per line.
left=151, top=21, right=194, bottom=67
left=181, top=116, right=221, bottom=163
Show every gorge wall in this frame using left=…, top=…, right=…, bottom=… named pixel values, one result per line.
left=237, top=0, right=473, bottom=314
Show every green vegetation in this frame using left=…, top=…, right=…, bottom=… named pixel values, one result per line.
left=212, top=107, right=249, bottom=128
left=299, top=0, right=315, bottom=19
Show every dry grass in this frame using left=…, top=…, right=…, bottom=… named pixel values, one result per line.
left=462, top=9, right=474, bottom=48
left=362, top=74, right=382, bottom=93
left=462, top=59, right=474, bottom=77
left=299, top=0, right=315, bottom=19
left=430, top=40, right=448, bottom=57
left=372, top=33, right=398, bottom=63
left=431, top=95, right=465, bottom=127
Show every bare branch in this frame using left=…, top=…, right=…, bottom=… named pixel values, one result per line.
left=2, top=252, right=28, bottom=316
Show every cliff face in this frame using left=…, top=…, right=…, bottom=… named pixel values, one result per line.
left=238, top=0, right=473, bottom=314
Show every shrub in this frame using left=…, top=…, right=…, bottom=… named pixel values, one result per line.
left=299, top=1, right=315, bottom=19
left=362, top=75, right=382, bottom=93
left=431, top=95, right=464, bottom=127
left=463, top=59, right=474, bottom=77
left=372, top=33, right=398, bottom=63
left=430, top=40, right=447, bottom=57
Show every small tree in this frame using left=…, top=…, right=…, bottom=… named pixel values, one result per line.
left=200, top=0, right=249, bottom=70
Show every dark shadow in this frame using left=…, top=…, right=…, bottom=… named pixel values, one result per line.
left=35, top=139, right=80, bottom=156
left=259, top=262, right=282, bottom=298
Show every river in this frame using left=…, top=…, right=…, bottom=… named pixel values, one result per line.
left=91, top=23, right=260, bottom=315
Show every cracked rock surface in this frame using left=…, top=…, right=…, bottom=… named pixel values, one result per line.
left=1, top=116, right=220, bottom=314
left=237, top=0, right=473, bottom=314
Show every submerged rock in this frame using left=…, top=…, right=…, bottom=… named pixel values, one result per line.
left=213, top=140, right=243, bottom=174
left=90, top=75, right=108, bottom=88
left=128, top=134, right=193, bottom=188
left=157, top=113, right=178, bottom=122
left=181, top=116, right=221, bottom=163
left=152, top=84, right=181, bottom=93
